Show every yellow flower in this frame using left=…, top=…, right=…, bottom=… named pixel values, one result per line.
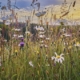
left=50, top=28, right=53, bottom=31
left=74, top=42, right=80, bottom=47
left=76, top=42, right=79, bottom=45
left=68, top=46, right=72, bottom=49
left=27, top=32, right=31, bottom=36
left=54, top=42, right=56, bottom=44
left=15, top=50, right=18, bottom=53
left=36, top=51, right=39, bottom=54
left=61, top=35, right=63, bottom=38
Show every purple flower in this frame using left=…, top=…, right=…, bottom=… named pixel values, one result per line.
left=20, top=42, right=24, bottom=47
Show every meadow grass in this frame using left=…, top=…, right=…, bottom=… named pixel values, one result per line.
left=0, top=25, right=80, bottom=80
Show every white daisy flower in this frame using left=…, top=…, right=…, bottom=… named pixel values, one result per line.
left=46, top=38, right=50, bottom=40
left=51, top=52, right=64, bottom=64
left=13, top=34, right=17, bottom=37
left=39, top=27, right=44, bottom=31
left=63, top=33, right=71, bottom=37
left=25, top=31, right=30, bottom=34
left=4, top=39, right=7, bottom=42
left=61, top=28, right=65, bottom=32
left=34, top=26, right=44, bottom=31
left=40, top=40, right=44, bottom=43
left=29, top=61, right=34, bottom=67
left=14, top=28, right=21, bottom=32
left=44, top=45, right=48, bottom=48
left=64, top=42, right=68, bottom=45
left=38, top=35, right=45, bottom=38
left=18, top=35, right=23, bottom=38
left=40, top=44, right=44, bottom=47
left=39, top=32, right=45, bottom=35
left=34, top=26, right=38, bottom=30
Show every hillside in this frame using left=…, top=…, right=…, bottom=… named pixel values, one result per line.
left=0, top=3, right=80, bottom=24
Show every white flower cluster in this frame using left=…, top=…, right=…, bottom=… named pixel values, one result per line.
left=14, top=28, right=21, bottom=32
left=34, top=26, right=44, bottom=31
left=13, top=34, right=24, bottom=38
left=34, top=26, right=50, bottom=48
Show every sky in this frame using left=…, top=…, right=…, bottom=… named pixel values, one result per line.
left=0, top=0, right=63, bottom=8
left=0, top=0, right=79, bottom=8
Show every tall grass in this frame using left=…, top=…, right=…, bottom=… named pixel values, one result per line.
left=0, top=25, right=80, bottom=80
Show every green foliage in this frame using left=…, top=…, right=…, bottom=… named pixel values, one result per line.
left=0, top=24, right=4, bottom=28
left=0, top=25, right=80, bottom=80
left=0, top=24, right=10, bottom=42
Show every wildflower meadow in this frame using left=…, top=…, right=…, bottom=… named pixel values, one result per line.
left=0, top=24, right=80, bottom=80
